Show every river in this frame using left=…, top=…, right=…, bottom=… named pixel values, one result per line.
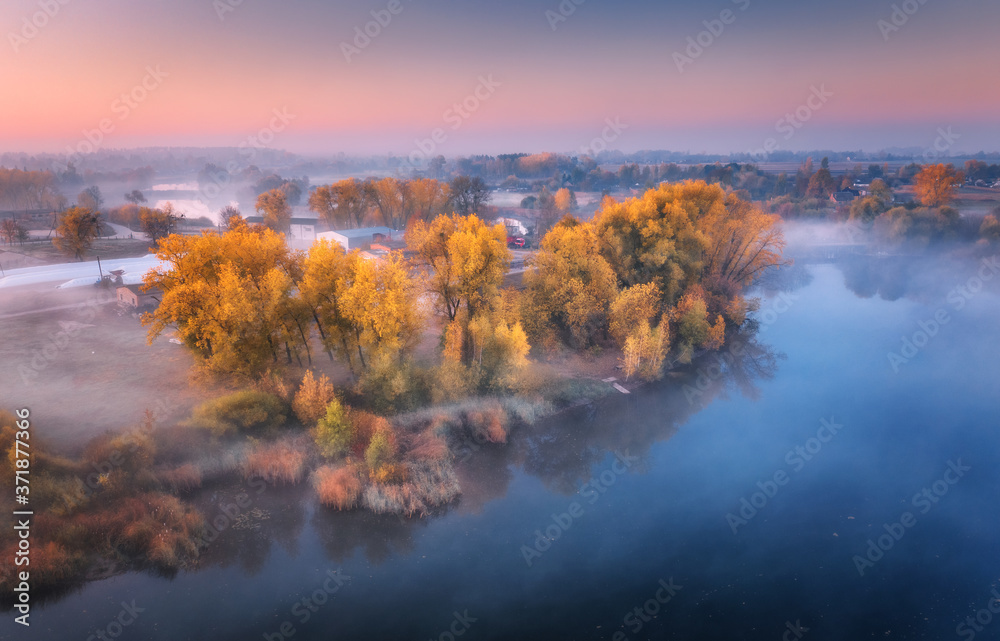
left=8, top=248, right=1000, bottom=641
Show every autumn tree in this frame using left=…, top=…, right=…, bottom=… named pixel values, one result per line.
left=364, top=177, right=409, bottom=230
left=219, top=206, right=244, bottom=231
left=523, top=215, right=619, bottom=349
left=292, top=370, right=337, bottom=427
left=78, top=186, right=104, bottom=211
left=406, top=213, right=511, bottom=321
left=309, top=179, right=370, bottom=229
left=914, top=164, right=964, bottom=207
left=139, top=204, right=183, bottom=244
left=407, top=178, right=450, bottom=223
left=125, top=190, right=147, bottom=205
left=300, top=241, right=422, bottom=376
left=609, top=282, right=661, bottom=347
left=554, top=188, right=578, bottom=213
left=142, top=224, right=305, bottom=376
left=980, top=214, right=1000, bottom=243
left=620, top=319, right=669, bottom=381
left=256, top=188, right=292, bottom=233
left=449, top=175, right=491, bottom=216
left=53, top=206, right=101, bottom=259
left=701, top=193, right=787, bottom=288
left=0, top=219, right=26, bottom=246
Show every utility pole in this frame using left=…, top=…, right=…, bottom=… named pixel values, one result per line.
left=97, top=255, right=104, bottom=283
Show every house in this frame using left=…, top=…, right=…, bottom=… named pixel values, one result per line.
left=316, top=227, right=395, bottom=252
left=243, top=216, right=318, bottom=241
left=494, top=216, right=531, bottom=237
left=117, top=285, right=161, bottom=310
left=831, top=190, right=860, bottom=203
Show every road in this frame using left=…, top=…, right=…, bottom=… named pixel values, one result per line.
left=0, top=254, right=163, bottom=289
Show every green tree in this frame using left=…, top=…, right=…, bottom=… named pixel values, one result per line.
left=315, top=398, right=352, bottom=458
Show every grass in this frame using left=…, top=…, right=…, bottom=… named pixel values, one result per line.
left=313, top=464, right=363, bottom=510
left=158, top=464, right=203, bottom=493
left=361, top=461, right=460, bottom=517
left=188, top=391, right=288, bottom=436
left=242, top=439, right=307, bottom=485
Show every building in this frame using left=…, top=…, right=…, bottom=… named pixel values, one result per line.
left=117, top=285, right=161, bottom=309
left=317, top=227, right=395, bottom=251
left=831, top=190, right=860, bottom=203
left=244, top=216, right=318, bottom=241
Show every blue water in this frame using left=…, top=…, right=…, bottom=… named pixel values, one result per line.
left=7, top=254, right=1000, bottom=641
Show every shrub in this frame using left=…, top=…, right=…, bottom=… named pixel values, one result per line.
left=242, top=441, right=306, bottom=485
left=314, top=398, right=353, bottom=458
left=365, top=427, right=398, bottom=474
left=189, top=391, right=287, bottom=436
left=464, top=401, right=509, bottom=444
left=361, top=461, right=460, bottom=516
left=313, top=465, right=363, bottom=510
left=159, top=464, right=203, bottom=493
left=345, top=410, right=387, bottom=455
left=292, top=370, right=337, bottom=427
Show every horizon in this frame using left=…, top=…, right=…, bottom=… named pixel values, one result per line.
left=3, top=0, right=998, bottom=158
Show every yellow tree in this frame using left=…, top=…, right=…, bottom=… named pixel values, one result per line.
left=407, top=178, right=451, bottom=223
left=609, top=282, right=661, bottom=347
left=554, top=188, right=577, bottom=213
left=142, top=224, right=304, bottom=376
left=53, top=206, right=101, bottom=260
left=407, top=213, right=511, bottom=321
left=364, top=177, right=409, bottom=230
left=256, top=188, right=292, bottom=233
left=590, top=182, right=715, bottom=304
left=139, top=204, right=182, bottom=244
left=299, top=240, right=363, bottom=371
left=914, top=164, right=964, bottom=206
left=523, top=215, right=619, bottom=348
left=701, top=193, right=787, bottom=288
left=308, top=179, right=370, bottom=229
left=621, top=319, right=669, bottom=382
left=339, top=251, right=423, bottom=370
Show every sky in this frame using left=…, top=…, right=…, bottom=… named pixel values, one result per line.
left=1, top=0, right=998, bottom=158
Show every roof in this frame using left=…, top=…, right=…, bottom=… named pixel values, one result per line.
left=244, top=216, right=318, bottom=225
left=328, top=227, right=394, bottom=239
left=117, top=284, right=160, bottom=296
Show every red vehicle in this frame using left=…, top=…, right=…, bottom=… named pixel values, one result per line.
left=507, top=236, right=525, bottom=248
